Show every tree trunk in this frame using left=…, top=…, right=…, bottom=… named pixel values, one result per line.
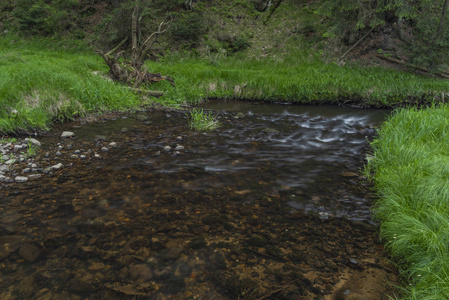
left=131, top=5, right=140, bottom=68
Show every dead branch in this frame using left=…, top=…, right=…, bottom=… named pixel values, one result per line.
left=106, top=37, right=128, bottom=57
left=339, top=27, right=374, bottom=62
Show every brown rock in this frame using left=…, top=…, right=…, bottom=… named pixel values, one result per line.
left=19, top=243, right=42, bottom=262
left=129, top=264, right=153, bottom=283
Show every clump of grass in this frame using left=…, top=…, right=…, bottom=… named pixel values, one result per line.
left=188, top=108, right=220, bottom=131
left=367, top=104, right=449, bottom=299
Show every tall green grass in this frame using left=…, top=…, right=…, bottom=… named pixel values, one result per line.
left=368, top=105, right=449, bottom=299
left=149, top=51, right=449, bottom=106
left=1, top=34, right=449, bottom=133
left=0, top=35, right=141, bottom=133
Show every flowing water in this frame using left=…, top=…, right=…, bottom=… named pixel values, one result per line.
left=0, top=102, right=397, bottom=299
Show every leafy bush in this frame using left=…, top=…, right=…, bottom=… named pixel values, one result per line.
left=170, top=12, right=206, bottom=48
left=13, top=0, right=79, bottom=36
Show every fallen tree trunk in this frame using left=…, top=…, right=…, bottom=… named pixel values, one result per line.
left=376, top=54, right=449, bottom=79
left=96, top=50, right=175, bottom=87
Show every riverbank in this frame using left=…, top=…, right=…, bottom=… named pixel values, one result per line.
left=1, top=35, right=449, bottom=133
left=367, top=104, right=449, bottom=299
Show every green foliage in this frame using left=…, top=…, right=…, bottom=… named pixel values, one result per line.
left=188, top=108, right=220, bottom=130
left=318, top=0, right=449, bottom=69
left=13, top=0, right=79, bottom=36
left=170, top=12, right=206, bottom=49
left=367, top=105, right=449, bottom=298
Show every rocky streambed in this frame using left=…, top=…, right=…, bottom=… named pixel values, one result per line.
left=0, top=104, right=397, bottom=299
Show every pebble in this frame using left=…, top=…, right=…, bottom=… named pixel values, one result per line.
left=101, top=147, right=109, bottom=152
left=80, top=155, right=86, bottom=159
left=109, top=142, right=117, bottom=147
left=51, top=163, right=63, bottom=170
left=164, top=146, right=172, bottom=152
left=74, top=150, right=81, bottom=154
left=22, top=168, right=31, bottom=173
left=55, top=151, right=62, bottom=156
left=24, top=138, right=41, bottom=147
left=61, top=131, right=75, bottom=138
left=15, top=176, right=28, bottom=183
left=175, top=145, right=185, bottom=151
left=176, top=136, right=183, bottom=141
left=94, top=153, right=101, bottom=159
left=5, top=159, right=15, bottom=165
left=28, top=174, right=41, bottom=180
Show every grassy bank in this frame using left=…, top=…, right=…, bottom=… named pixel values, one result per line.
left=149, top=51, right=449, bottom=107
left=1, top=35, right=449, bottom=133
left=0, top=35, right=141, bottom=133
left=367, top=105, right=449, bottom=299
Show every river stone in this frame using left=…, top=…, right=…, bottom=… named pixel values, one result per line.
left=5, top=158, right=16, bottom=165
left=61, top=131, right=74, bottom=138
left=136, top=114, right=148, bottom=121
left=15, top=176, right=29, bottom=183
left=235, top=112, right=245, bottom=119
left=129, top=264, right=153, bottom=282
left=28, top=174, right=42, bottom=180
left=121, top=127, right=128, bottom=133
left=24, top=138, right=41, bottom=147
left=19, top=243, right=41, bottom=262
left=22, top=168, right=31, bottom=173
left=101, top=147, right=109, bottom=152
left=109, top=142, right=117, bottom=147
left=175, top=145, right=185, bottom=151
left=0, top=164, right=8, bottom=171
left=51, top=163, right=63, bottom=170
left=164, top=146, right=172, bottom=152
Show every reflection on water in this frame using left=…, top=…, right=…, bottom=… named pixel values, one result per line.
left=0, top=102, right=394, bottom=299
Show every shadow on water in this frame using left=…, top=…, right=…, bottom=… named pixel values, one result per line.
left=0, top=102, right=397, bottom=299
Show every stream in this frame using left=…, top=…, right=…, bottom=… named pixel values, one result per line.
left=0, top=102, right=397, bottom=299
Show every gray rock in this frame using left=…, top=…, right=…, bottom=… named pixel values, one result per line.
left=0, top=175, right=6, bottom=182
left=15, top=176, right=29, bottom=183
left=55, top=151, right=62, bottom=156
left=176, top=136, right=183, bottom=141
left=61, top=131, right=74, bottom=138
left=51, top=163, right=63, bottom=170
left=234, top=112, right=245, bottom=119
left=94, top=135, right=107, bottom=141
left=163, top=146, right=172, bottom=152
left=0, top=165, right=8, bottom=172
left=318, top=212, right=329, bottom=220
left=31, top=163, right=37, bottom=168
left=74, top=150, right=81, bottom=154
left=13, top=145, right=23, bottom=152
left=24, top=138, right=41, bottom=147
left=22, top=168, right=31, bottom=173
left=120, top=127, right=128, bottom=133
left=70, top=155, right=78, bottom=159
left=94, top=153, right=101, bottom=159
left=136, top=114, right=149, bottom=121
left=175, top=145, right=185, bottom=151
left=28, top=174, right=42, bottom=180
left=101, top=147, right=109, bottom=152
left=109, top=142, right=117, bottom=147
left=5, top=159, right=15, bottom=165
left=80, top=155, right=86, bottom=159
